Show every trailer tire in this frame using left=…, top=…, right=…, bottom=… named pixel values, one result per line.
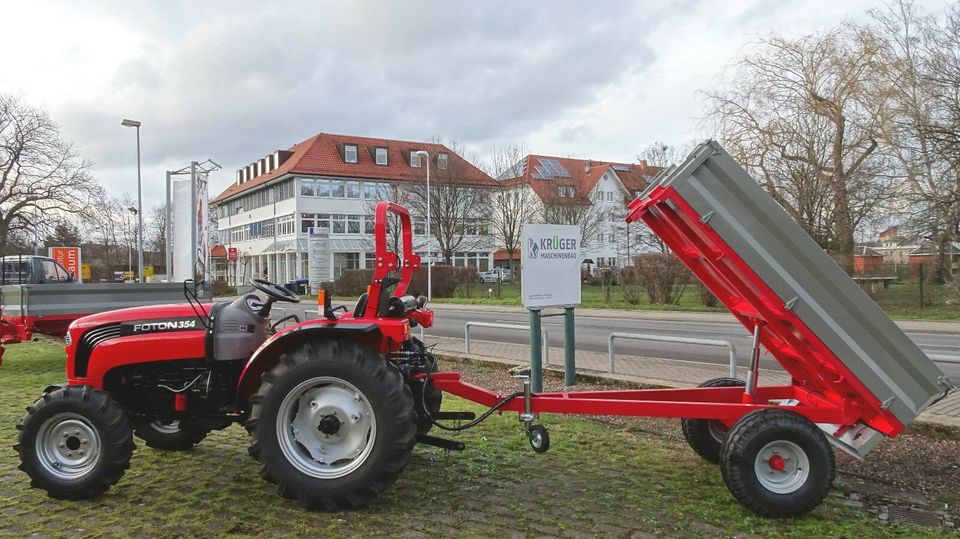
left=681, top=377, right=744, bottom=464
left=246, top=340, right=417, bottom=510
left=720, top=409, right=835, bottom=518
left=15, top=385, right=134, bottom=500
left=408, top=338, right=442, bottom=437
left=134, top=420, right=209, bottom=451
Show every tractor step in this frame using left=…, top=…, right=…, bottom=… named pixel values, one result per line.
left=432, top=411, right=476, bottom=421
left=416, top=434, right=465, bottom=451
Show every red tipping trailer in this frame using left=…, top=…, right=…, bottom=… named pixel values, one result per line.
left=427, top=141, right=952, bottom=517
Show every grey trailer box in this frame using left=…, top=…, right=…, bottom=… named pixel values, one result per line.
left=1, top=283, right=211, bottom=319
left=635, top=141, right=951, bottom=431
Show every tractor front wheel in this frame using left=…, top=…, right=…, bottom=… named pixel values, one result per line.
left=720, top=409, right=835, bottom=518
left=15, top=386, right=134, bottom=499
left=247, top=340, right=416, bottom=510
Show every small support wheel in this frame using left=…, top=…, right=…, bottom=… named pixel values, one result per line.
left=527, top=424, right=550, bottom=453
left=720, top=409, right=835, bottom=518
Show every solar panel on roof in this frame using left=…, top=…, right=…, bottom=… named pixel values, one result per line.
left=613, top=164, right=633, bottom=172
left=538, top=158, right=570, bottom=178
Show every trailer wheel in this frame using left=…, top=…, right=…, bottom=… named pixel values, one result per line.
left=246, top=340, right=417, bottom=510
left=14, top=386, right=134, bottom=499
left=720, top=409, right=835, bottom=518
left=681, top=377, right=744, bottom=464
left=527, top=424, right=550, bottom=453
left=134, top=420, right=209, bottom=451
left=408, top=337, right=442, bottom=436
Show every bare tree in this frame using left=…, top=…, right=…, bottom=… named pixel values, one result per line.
left=146, top=204, right=168, bottom=267
left=0, top=96, right=100, bottom=256
left=405, top=142, right=491, bottom=264
left=541, top=200, right=605, bottom=252
left=705, top=26, right=895, bottom=265
left=485, top=144, right=538, bottom=272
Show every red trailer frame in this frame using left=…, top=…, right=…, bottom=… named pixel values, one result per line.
left=421, top=185, right=897, bottom=438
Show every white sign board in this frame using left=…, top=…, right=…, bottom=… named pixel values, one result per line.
left=521, top=224, right=581, bottom=309
left=308, top=226, right=331, bottom=290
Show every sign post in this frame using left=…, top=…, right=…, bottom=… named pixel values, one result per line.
left=521, top=224, right=581, bottom=391
left=307, top=226, right=331, bottom=294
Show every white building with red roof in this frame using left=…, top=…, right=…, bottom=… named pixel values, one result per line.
left=498, top=154, right=660, bottom=268
left=211, top=132, right=496, bottom=285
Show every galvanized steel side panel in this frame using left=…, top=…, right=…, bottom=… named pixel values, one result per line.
left=657, top=141, right=947, bottom=426
left=1, top=283, right=211, bottom=318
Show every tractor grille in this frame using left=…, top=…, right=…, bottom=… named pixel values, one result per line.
left=74, top=323, right=122, bottom=378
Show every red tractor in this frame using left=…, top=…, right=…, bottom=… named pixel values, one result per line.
left=15, top=202, right=455, bottom=509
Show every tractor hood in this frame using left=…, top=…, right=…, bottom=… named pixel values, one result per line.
left=70, top=303, right=211, bottom=330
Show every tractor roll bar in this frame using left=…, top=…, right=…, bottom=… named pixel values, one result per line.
left=366, top=202, right=422, bottom=319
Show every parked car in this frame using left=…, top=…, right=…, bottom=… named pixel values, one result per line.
left=476, top=268, right=513, bottom=283
left=0, top=255, right=76, bottom=285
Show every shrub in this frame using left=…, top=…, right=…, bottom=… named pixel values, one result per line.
left=619, top=267, right=644, bottom=305
left=699, top=285, right=719, bottom=307
left=333, top=269, right=374, bottom=297
left=212, top=279, right=237, bottom=297
left=408, top=266, right=475, bottom=298
left=630, top=253, right=689, bottom=304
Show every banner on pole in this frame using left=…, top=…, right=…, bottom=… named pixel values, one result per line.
left=48, top=246, right=81, bottom=282
left=307, top=226, right=331, bottom=292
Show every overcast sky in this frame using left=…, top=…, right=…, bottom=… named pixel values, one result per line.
left=0, top=0, right=951, bottom=208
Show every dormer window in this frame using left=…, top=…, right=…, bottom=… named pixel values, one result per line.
left=344, top=144, right=358, bottom=163
left=375, top=147, right=388, bottom=165
left=410, top=150, right=423, bottom=168
left=437, top=153, right=448, bottom=170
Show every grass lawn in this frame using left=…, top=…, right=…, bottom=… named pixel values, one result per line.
left=0, top=339, right=951, bottom=537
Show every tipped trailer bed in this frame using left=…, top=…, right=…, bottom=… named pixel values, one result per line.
left=425, top=141, right=953, bottom=518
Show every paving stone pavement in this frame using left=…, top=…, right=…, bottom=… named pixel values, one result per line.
left=427, top=335, right=960, bottom=427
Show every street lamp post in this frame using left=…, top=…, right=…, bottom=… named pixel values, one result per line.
left=127, top=207, right=139, bottom=280
left=121, top=119, right=144, bottom=283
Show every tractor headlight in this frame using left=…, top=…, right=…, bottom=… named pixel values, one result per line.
left=64, top=332, right=72, bottom=347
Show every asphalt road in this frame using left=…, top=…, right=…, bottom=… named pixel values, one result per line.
left=271, top=302, right=960, bottom=384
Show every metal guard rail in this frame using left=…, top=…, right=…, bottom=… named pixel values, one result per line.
left=608, top=332, right=737, bottom=379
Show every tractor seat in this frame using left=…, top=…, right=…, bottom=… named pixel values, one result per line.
left=354, top=293, right=368, bottom=318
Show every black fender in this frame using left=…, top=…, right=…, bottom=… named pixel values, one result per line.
left=234, top=322, right=383, bottom=412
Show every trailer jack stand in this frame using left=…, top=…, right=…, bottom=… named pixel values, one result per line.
left=517, top=375, right=551, bottom=453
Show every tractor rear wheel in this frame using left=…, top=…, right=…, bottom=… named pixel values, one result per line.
left=135, top=420, right=209, bottom=451
left=246, top=340, right=417, bottom=510
left=681, top=377, right=745, bottom=464
left=15, top=386, right=134, bottom=499
left=720, top=409, right=835, bottom=518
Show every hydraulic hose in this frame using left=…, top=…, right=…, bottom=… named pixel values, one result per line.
left=419, top=377, right=522, bottom=432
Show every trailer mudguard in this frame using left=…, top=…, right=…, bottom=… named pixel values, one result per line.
left=234, top=322, right=383, bottom=411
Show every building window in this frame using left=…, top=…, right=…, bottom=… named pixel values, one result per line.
left=331, top=214, right=346, bottom=234
left=300, top=178, right=315, bottom=197
left=316, top=179, right=330, bottom=197
left=344, top=144, right=358, bottom=163
left=333, top=253, right=360, bottom=279
left=277, top=214, right=295, bottom=236
left=608, top=233, right=615, bottom=243
left=375, top=147, right=388, bottom=165
left=606, top=191, right=614, bottom=202
left=364, top=181, right=390, bottom=200
left=558, top=186, right=575, bottom=198
left=410, top=150, right=423, bottom=168
left=364, top=215, right=375, bottom=234
left=331, top=180, right=346, bottom=198
left=347, top=215, right=361, bottom=234
left=437, top=153, right=448, bottom=170
left=346, top=181, right=361, bottom=199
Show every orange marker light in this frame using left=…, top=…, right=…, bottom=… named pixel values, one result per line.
left=317, top=289, right=326, bottom=310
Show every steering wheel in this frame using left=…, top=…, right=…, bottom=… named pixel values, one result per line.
left=250, top=278, right=301, bottom=304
